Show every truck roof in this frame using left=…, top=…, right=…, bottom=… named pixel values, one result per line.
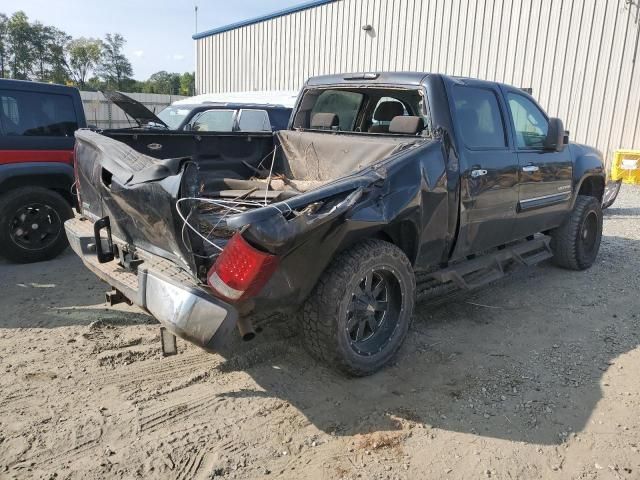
left=0, top=78, right=80, bottom=95
left=304, top=72, right=522, bottom=93
left=305, top=72, right=430, bottom=87
left=172, top=90, right=299, bottom=109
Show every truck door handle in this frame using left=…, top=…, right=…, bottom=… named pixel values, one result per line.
left=522, top=165, right=540, bottom=172
left=471, top=169, right=488, bottom=178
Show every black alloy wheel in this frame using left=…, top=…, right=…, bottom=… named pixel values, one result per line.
left=346, top=268, right=403, bottom=357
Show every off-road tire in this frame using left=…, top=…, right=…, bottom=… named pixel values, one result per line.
left=300, top=239, right=416, bottom=376
left=0, top=187, right=73, bottom=263
left=550, top=194, right=603, bottom=270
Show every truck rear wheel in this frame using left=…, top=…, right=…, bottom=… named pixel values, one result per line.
left=550, top=194, right=603, bottom=270
left=0, top=187, right=73, bottom=263
left=300, top=239, right=416, bottom=376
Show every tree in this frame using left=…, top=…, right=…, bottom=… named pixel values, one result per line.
left=47, top=27, right=71, bottom=84
left=141, top=70, right=180, bottom=94
left=7, top=11, right=36, bottom=79
left=31, top=22, right=70, bottom=82
left=180, top=72, right=195, bottom=96
left=66, top=37, right=103, bottom=89
left=98, top=33, right=133, bottom=90
left=0, top=14, right=8, bottom=78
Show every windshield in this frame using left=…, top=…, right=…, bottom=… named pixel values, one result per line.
left=157, top=106, right=193, bottom=129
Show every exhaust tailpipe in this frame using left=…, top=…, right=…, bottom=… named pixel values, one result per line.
left=237, top=316, right=256, bottom=341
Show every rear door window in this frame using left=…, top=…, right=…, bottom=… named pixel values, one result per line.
left=310, top=90, right=364, bottom=131
left=0, top=89, right=78, bottom=137
left=237, top=109, right=272, bottom=132
left=189, top=109, right=236, bottom=132
left=452, top=86, right=507, bottom=149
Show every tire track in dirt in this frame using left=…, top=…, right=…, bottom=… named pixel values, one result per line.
left=11, top=411, right=107, bottom=471
left=138, top=394, right=226, bottom=433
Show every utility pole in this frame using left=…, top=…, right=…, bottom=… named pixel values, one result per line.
left=194, top=4, right=199, bottom=34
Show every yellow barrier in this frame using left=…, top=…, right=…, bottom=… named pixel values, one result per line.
left=611, top=149, right=640, bottom=185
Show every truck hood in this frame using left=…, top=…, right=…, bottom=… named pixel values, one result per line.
left=102, top=91, right=169, bottom=129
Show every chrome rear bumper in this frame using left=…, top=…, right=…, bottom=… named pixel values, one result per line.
left=64, top=216, right=237, bottom=351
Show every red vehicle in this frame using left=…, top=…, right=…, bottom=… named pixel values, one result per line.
left=0, top=79, right=86, bottom=262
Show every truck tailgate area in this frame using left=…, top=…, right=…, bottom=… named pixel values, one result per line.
left=64, top=215, right=238, bottom=351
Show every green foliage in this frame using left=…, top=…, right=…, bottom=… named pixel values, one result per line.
left=179, top=72, right=195, bottom=96
left=7, top=11, right=35, bottom=79
left=98, top=33, right=133, bottom=90
left=66, top=37, right=102, bottom=88
left=0, top=13, right=9, bottom=78
left=31, top=23, right=70, bottom=83
left=0, top=11, right=193, bottom=96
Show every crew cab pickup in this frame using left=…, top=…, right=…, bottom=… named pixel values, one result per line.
left=66, top=72, right=605, bottom=375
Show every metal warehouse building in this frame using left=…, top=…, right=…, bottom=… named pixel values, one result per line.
left=194, top=0, right=640, bottom=161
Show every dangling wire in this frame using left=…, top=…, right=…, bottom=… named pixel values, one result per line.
left=264, top=146, right=278, bottom=205
left=175, top=197, right=273, bottom=252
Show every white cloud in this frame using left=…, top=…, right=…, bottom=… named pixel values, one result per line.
left=172, top=54, right=185, bottom=61
left=133, top=50, right=144, bottom=58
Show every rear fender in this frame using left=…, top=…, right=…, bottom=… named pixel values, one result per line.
left=570, top=145, right=605, bottom=209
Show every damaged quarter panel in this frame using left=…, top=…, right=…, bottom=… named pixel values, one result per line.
left=237, top=138, right=450, bottom=311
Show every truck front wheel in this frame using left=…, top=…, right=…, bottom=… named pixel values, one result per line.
left=550, top=194, right=603, bottom=270
left=300, top=239, right=416, bottom=376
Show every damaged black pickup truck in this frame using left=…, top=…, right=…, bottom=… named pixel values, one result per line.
left=66, top=72, right=605, bottom=375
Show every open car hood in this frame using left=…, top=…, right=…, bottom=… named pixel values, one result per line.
left=102, top=91, right=169, bottom=129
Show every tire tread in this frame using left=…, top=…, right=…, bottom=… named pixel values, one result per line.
left=300, top=239, right=415, bottom=376
left=550, top=195, right=602, bottom=270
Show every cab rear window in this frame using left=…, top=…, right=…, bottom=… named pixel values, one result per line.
left=0, top=89, right=78, bottom=137
left=310, top=90, right=364, bottom=131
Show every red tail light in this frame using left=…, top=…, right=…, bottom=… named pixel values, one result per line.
left=207, top=233, right=279, bottom=302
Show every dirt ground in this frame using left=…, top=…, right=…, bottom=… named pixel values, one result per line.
left=1, top=186, right=639, bottom=480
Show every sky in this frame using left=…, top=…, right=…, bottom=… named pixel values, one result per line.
left=4, top=0, right=304, bottom=79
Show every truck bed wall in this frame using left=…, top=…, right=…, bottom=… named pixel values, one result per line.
left=103, top=130, right=275, bottom=182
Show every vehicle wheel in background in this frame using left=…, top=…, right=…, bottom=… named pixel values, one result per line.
left=550, top=195, right=603, bottom=270
left=0, top=187, right=73, bottom=263
left=300, top=239, right=416, bottom=376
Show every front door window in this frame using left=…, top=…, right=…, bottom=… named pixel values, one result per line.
left=507, top=93, right=548, bottom=149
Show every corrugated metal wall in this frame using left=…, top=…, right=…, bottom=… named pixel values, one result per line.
left=80, top=91, right=186, bottom=129
left=195, top=0, right=640, bottom=160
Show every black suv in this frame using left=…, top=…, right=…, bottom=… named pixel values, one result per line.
left=0, top=79, right=86, bottom=263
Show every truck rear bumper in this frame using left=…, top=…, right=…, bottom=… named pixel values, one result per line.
left=64, top=215, right=238, bottom=351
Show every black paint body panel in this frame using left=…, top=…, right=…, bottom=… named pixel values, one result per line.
left=72, top=73, right=606, bottom=316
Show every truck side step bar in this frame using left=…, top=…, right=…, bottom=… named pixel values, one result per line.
left=428, top=236, right=553, bottom=291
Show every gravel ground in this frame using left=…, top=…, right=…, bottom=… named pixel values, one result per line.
left=1, top=185, right=639, bottom=480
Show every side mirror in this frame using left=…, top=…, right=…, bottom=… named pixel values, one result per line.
left=544, top=117, right=565, bottom=152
